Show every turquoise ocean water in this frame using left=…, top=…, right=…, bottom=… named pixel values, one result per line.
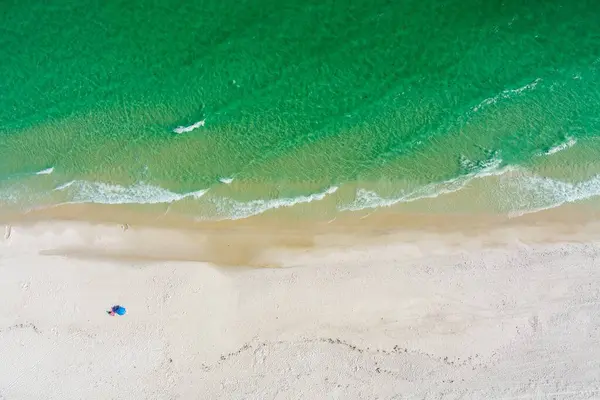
left=2, top=0, right=600, bottom=220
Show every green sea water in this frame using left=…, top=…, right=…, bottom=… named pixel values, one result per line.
left=2, top=0, right=600, bottom=220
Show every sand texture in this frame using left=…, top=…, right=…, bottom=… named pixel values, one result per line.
left=1, top=222, right=599, bottom=399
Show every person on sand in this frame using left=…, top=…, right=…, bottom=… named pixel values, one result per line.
left=108, top=305, right=126, bottom=316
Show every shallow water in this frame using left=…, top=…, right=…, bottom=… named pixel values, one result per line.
left=2, top=0, right=600, bottom=220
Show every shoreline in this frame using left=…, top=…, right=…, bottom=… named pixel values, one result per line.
left=2, top=201, right=600, bottom=268
left=4, top=161, right=600, bottom=225
left=4, top=193, right=600, bottom=231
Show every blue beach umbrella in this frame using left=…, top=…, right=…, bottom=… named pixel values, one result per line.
left=111, top=305, right=127, bottom=316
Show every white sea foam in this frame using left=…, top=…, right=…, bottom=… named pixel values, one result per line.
left=0, top=181, right=41, bottom=205
left=54, top=181, right=74, bottom=191
left=54, top=181, right=207, bottom=205
left=36, top=167, right=54, bottom=175
left=219, top=177, right=234, bottom=184
left=472, top=78, right=541, bottom=113
left=504, top=173, right=600, bottom=218
left=173, top=119, right=205, bottom=134
left=0, top=186, right=19, bottom=203
left=213, top=186, right=339, bottom=220
left=341, top=157, right=507, bottom=212
left=544, top=136, right=577, bottom=155
left=342, top=160, right=600, bottom=217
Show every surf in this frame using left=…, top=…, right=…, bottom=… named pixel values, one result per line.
left=53, top=180, right=208, bottom=205
left=173, top=119, right=206, bottom=134
left=544, top=137, right=577, bottom=156
left=210, top=186, right=339, bottom=220
left=472, top=78, right=541, bottom=113
left=341, top=156, right=507, bottom=212
left=35, top=167, right=54, bottom=175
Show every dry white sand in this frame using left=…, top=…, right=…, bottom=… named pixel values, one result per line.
left=1, top=221, right=600, bottom=399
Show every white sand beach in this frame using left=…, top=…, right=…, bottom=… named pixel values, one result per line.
left=1, top=218, right=600, bottom=399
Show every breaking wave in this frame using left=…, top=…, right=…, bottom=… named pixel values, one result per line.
left=211, top=186, right=339, bottom=220
left=4, top=165, right=600, bottom=221
left=342, top=157, right=507, bottom=211
left=544, top=136, right=577, bottom=155
left=503, top=173, right=600, bottom=217
left=54, top=181, right=208, bottom=205
left=36, top=167, right=54, bottom=175
left=472, top=78, right=541, bottom=113
left=173, top=119, right=205, bottom=134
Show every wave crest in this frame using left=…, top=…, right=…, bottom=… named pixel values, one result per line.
left=342, top=157, right=506, bottom=211
left=472, top=78, right=541, bottom=113
left=173, top=119, right=205, bottom=134
left=212, top=186, right=338, bottom=220
left=54, top=181, right=207, bottom=205
left=36, top=167, right=54, bottom=175
left=503, top=173, right=600, bottom=217
left=544, top=137, right=577, bottom=155
left=219, top=177, right=234, bottom=184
